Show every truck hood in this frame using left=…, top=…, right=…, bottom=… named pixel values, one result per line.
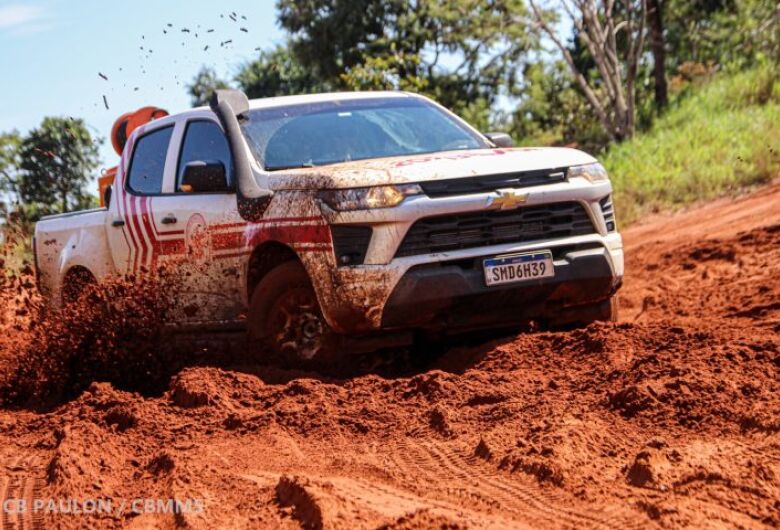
left=264, top=147, right=597, bottom=190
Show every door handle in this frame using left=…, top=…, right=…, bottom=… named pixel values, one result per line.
left=162, top=215, right=178, bottom=225
left=111, top=218, right=125, bottom=227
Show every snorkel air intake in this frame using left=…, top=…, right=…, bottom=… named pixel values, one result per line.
left=209, top=89, right=273, bottom=221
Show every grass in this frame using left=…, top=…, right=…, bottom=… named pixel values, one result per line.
left=603, top=64, right=780, bottom=225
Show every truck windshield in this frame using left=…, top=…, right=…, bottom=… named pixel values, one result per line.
left=240, top=97, right=490, bottom=171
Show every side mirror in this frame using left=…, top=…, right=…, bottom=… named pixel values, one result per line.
left=484, top=132, right=514, bottom=148
left=181, top=160, right=231, bottom=193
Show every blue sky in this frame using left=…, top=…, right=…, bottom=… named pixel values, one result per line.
left=0, top=0, right=283, bottom=177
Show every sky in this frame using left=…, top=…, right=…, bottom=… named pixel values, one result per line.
left=0, top=0, right=283, bottom=183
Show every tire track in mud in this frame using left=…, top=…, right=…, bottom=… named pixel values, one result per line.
left=386, top=443, right=561, bottom=528
left=245, top=469, right=532, bottom=529
left=238, top=440, right=530, bottom=529
left=389, top=441, right=572, bottom=528
left=456, top=447, right=648, bottom=530
left=387, top=439, right=650, bottom=530
left=315, top=474, right=532, bottom=529
left=0, top=455, right=44, bottom=530
left=383, top=449, right=509, bottom=516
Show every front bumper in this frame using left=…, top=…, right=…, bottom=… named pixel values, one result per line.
left=302, top=177, right=623, bottom=334
left=382, top=243, right=619, bottom=331
left=304, top=233, right=623, bottom=334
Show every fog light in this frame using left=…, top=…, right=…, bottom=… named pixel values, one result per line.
left=340, top=255, right=352, bottom=265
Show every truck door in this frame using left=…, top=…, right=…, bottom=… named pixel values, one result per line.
left=146, top=118, right=245, bottom=323
left=105, top=124, right=175, bottom=276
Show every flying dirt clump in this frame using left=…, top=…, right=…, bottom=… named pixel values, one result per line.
left=0, top=266, right=186, bottom=408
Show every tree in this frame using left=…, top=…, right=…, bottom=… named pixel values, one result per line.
left=276, top=0, right=534, bottom=124
left=276, top=0, right=396, bottom=82
left=188, top=67, right=229, bottom=107
left=510, top=61, right=610, bottom=152
left=0, top=132, right=20, bottom=183
left=16, top=117, right=100, bottom=217
left=529, top=0, right=648, bottom=141
left=664, top=0, right=779, bottom=69
left=339, top=52, right=428, bottom=93
left=0, top=131, right=22, bottom=222
left=235, top=45, right=332, bottom=99
left=647, top=0, right=668, bottom=108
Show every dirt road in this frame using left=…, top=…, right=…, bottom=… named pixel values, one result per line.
left=1, top=182, right=778, bottom=529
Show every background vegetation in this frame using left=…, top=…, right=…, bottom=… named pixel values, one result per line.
left=606, top=63, right=780, bottom=224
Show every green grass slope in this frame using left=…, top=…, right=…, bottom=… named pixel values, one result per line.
left=604, top=65, right=780, bottom=225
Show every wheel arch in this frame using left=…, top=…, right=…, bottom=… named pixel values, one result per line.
left=61, top=265, right=97, bottom=305
left=246, top=241, right=301, bottom=299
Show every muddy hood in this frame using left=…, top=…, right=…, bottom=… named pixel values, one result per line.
left=265, top=147, right=597, bottom=190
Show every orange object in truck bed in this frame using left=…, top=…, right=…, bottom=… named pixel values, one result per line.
left=99, top=106, right=168, bottom=207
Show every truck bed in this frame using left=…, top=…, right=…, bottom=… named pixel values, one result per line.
left=34, top=208, right=114, bottom=303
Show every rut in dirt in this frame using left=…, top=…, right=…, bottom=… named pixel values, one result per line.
left=0, top=454, right=45, bottom=530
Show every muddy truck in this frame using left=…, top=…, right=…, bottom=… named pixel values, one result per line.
left=33, top=89, right=623, bottom=364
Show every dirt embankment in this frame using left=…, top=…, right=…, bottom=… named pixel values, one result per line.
left=0, top=182, right=779, bottom=529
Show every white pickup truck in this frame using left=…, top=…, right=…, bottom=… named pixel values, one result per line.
left=34, top=89, right=623, bottom=364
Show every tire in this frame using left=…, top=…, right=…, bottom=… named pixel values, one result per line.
left=247, top=261, right=340, bottom=367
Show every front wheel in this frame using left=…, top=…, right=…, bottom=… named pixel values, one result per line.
left=247, top=261, right=340, bottom=367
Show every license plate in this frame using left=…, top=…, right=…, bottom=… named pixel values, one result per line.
left=483, top=251, right=554, bottom=286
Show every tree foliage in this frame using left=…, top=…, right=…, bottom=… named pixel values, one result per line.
left=235, top=45, right=333, bottom=99
left=529, top=0, right=648, bottom=141
left=14, top=118, right=100, bottom=218
left=510, top=61, right=609, bottom=152
left=665, top=0, right=779, bottom=69
left=276, top=0, right=534, bottom=125
left=188, top=67, right=230, bottom=107
left=184, top=0, right=779, bottom=153
left=0, top=131, right=22, bottom=222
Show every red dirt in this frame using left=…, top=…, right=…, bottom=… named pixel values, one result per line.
left=1, top=182, right=779, bottom=529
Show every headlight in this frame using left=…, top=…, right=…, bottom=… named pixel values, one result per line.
left=318, top=184, right=423, bottom=211
left=568, top=162, right=609, bottom=183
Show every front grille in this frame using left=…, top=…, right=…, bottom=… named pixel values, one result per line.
left=395, top=202, right=595, bottom=258
left=331, top=225, right=372, bottom=265
left=419, top=168, right=567, bottom=197
left=599, top=195, right=616, bottom=231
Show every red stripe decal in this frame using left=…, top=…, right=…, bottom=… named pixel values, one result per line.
left=159, top=239, right=186, bottom=255
left=212, top=231, right=244, bottom=251
left=118, top=138, right=141, bottom=273
left=129, top=195, right=148, bottom=268
left=210, top=216, right=322, bottom=231
left=246, top=223, right=331, bottom=248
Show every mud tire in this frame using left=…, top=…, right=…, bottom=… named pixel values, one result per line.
left=247, top=261, right=341, bottom=368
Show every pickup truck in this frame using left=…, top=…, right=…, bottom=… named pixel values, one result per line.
left=34, top=89, right=623, bottom=365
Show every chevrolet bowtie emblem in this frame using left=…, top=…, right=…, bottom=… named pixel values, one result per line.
left=489, top=189, right=529, bottom=210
